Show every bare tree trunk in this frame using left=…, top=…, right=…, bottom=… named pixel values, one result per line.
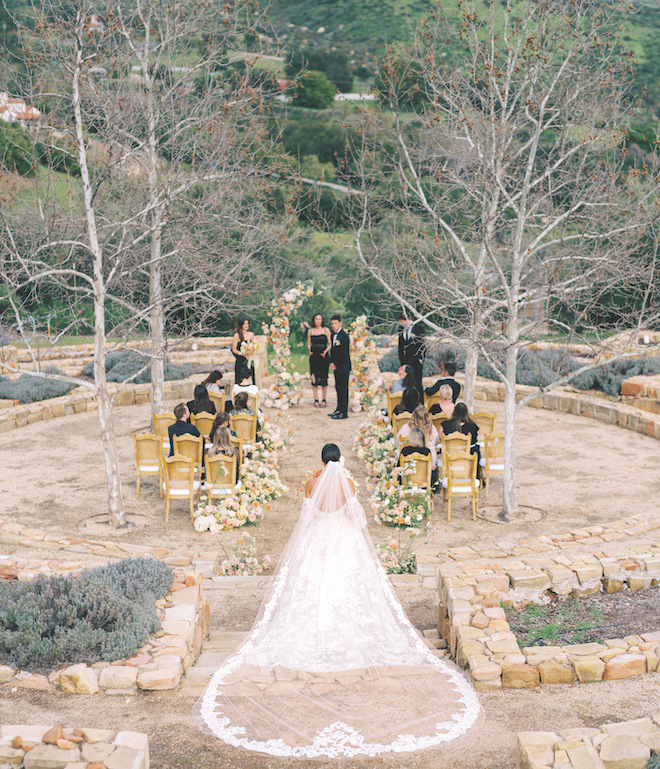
left=73, top=12, right=125, bottom=527
left=464, top=344, right=478, bottom=411
left=501, top=339, right=518, bottom=520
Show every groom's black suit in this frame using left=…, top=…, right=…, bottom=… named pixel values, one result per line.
left=330, top=327, right=351, bottom=417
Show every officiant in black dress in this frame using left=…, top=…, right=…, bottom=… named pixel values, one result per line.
left=398, top=313, right=426, bottom=398
left=328, top=314, right=351, bottom=419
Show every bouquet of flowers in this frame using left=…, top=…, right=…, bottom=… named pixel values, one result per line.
left=193, top=493, right=264, bottom=533
left=241, top=339, right=260, bottom=359
left=376, top=530, right=419, bottom=574
left=219, top=535, right=271, bottom=576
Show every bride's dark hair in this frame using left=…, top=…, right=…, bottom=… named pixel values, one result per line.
left=321, top=443, right=341, bottom=463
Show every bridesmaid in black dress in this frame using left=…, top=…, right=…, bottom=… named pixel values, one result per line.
left=307, top=313, right=331, bottom=407
left=231, top=317, right=255, bottom=386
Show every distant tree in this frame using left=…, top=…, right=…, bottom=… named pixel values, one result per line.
left=290, top=71, right=336, bottom=109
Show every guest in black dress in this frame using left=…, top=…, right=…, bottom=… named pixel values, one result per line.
left=392, top=387, right=421, bottom=418
left=441, top=401, right=481, bottom=479
left=187, top=384, right=216, bottom=419
left=307, top=313, right=331, bottom=407
left=232, top=317, right=255, bottom=386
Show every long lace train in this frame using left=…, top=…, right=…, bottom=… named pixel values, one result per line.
left=194, top=462, right=481, bottom=757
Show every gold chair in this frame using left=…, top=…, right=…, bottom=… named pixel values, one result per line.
left=387, top=390, right=403, bottom=421
left=191, top=411, right=216, bottom=450
left=134, top=433, right=162, bottom=499
left=472, top=411, right=497, bottom=450
left=230, top=412, right=258, bottom=450
left=392, top=411, right=413, bottom=439
left=482, top=431, right=505, bottom=498
left=431, top=411, right=449, bottom=437
left=204, top=454, right=239, bottom=504
left=153, top=412, right=176, bottom=453
left=442, top=450, right=478, bottom=522
left=172, top=434, right=204, bottom=482
left=398, top=450, right=433, bottom=498
left=248, top=393, right=259, bottom=412
left=162, top=454, right=199, bottom=522
left=208, top=392, right=225, bottom=414
left=440, top=432, right=470, bottom=475
left=425, top=392, right=442, bottom=412
left=230, top=435, right=244, bottom=465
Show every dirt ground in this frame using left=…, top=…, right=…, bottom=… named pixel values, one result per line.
left=1, top=384, right=660, bottom=768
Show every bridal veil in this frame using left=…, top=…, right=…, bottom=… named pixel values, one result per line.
left=194, top=460, right=481, bottom=758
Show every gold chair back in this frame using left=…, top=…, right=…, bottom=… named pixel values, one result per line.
left=134, top=433, right=161, bottom=499
left=230, top=435, right=244, bottom=464
left=441, top=432, right=470, bottom=474
left=425, top=392, right=442, bottom=412
left=172, top=434, right=204, bottom=478
left=387, top=390, right=403, bottom=420
left=153, top=412, right=176, bottom=451
left=443, top=450, right=478, bottom=522
left=230, top=412, right=258, bottom=444
left=391, top=411, right=413, bottom=438
left=483, top=430, right=505, bottom=498
left=431, top=411, right=449, bottom=436
left=399, top=450, right=433, bottom=494
left=163, top=454, right=197, bottom=523
left=248, top=393, right=259, bottom=412
left=191, top=411, right=216, bottom=438
left=472, top=411, right=497, bottom=445
left=208, top=392, right=225, bottom=414
left=204, top=453, right=238, bottom=504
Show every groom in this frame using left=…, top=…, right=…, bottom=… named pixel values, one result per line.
left=328, top=314, right=351, bottom=420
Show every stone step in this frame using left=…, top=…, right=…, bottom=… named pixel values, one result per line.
left=190, top=652, right=230, bottom=669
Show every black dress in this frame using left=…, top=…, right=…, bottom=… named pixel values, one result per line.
left=309, top=333, right=330, bottom=387
left=233, top=339, right=255, bottom=385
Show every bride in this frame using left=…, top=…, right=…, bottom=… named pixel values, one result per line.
left=194, top=444, right=481, bottom=758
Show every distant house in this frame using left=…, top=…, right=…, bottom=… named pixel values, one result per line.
left=0, top=92, right=43, bottom=132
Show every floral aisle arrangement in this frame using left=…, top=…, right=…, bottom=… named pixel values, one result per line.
left=349, top=315, right=385, bottom=412
left=193, top=417, right=288, bottom=534
left=220, top=535, right=271, bottom=576
left=376, top=529, right=419, bottom=574
left=261, top=282, right=314, bottom=409
left=354, top=410, right=432, bottom=528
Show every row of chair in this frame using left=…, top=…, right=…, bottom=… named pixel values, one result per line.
left=134, top=434, right=242, bottom=521
left=152, top=411, right=258, bottom=454
left=387, top=389, right=458, bottom=420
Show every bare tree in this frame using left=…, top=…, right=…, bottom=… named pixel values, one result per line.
left=347, top=0, right=659, bottom=517
left=0, top=0, right=288, bottom=526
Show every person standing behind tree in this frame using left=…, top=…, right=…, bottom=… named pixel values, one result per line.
left=398, top=313, right=426, bottom=398
left=328, top=314, right=351, bottom=420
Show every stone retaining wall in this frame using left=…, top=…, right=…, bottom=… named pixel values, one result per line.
left=436, top=553, right=660, bottom=691
left=0, top=568, right=209, bottom=695
left=0, top=335, right=268, bottom=382
left=0, top=725, right=149, bottom=769
left=517, top=716, right=660, bottom=769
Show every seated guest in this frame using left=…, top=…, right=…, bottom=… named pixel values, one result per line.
left=441, top=401, right=481, bottom=477
left=230, top=391, right=263, bottom=425
left=397, top=405, right=439, bottom=468
left=392, top=386, right=421, bottom=417
left=425, top=361, right=461, bottom=403
left=429, top=384, right=456, bottom=417
left=207, top=425, right=240, bottom=482
left=187, top=384, right=216, bottom=419
left=168, top=403, right=201, bottom=457
left=232, top=369, right=259, bottom=399
left=209, top=411, right=236, bottom=442
left=390, top=364, right=415, bottom=395
left=399, top=427, right=438, bottom=488
left=201, top=370, right=225, bottom=396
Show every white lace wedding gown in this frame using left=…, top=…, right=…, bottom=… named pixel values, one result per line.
left=194, top=461, right=481, bottom=757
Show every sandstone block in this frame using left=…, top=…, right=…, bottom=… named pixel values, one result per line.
left=603, top=654, right=646, bottom=680
left=599, top=735, right=649, bottom=769
left=563, top=642, right=608, bottom=656
left=137, top=665, right=182, bottom=690
left=23, top=743, right=81, bottom=769
left=114, top=731, right=149, bottom=759
left=15, top=674, right=53, bottom=692
left=0, top=745, right=23, bottom=766
left=601, top=718, right=655, bottom=738
left=0, top=664, right=16, bottom=683
left=627, top=575, right=652, bottom=592
left=82, top=730, right=117, bottom=744
left=99, top=666, right=138, bottom=691
left=501, top=664, right=540, bottom=689
left=640, top=733, right=660, bottom=752
left=486, top=637, right=520, bottom=655
left=475, top=573, right=510, bottom=592
left=571, top=564, right=603, bottom=583
left=59, top=664, right=99, bottom=694
left=104, top=746, right=147, bottom=769
left=506, top=570, right=551, bottom=590
left=537, top=661, right=577, bottom=684
left=81, top=742, right=116, bottom=763
left=470, top=662, right=502, bottom=681
left=572, top=657, right=605, bottom=683
left=565, top=744, right=607, bottom=769
left=516, top=731, right=558, bottom=769
left=42, top=726, right=65, bottom=745
left=1, top=726, right=53, bottom=743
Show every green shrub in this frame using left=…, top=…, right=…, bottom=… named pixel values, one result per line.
left=0, top=557, right=173, bottom=673
left=571, top=356, right=660, bottom=396
left=82, top=351, right=192, bottom=384
left=0, top=367, right=76, bottom=403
